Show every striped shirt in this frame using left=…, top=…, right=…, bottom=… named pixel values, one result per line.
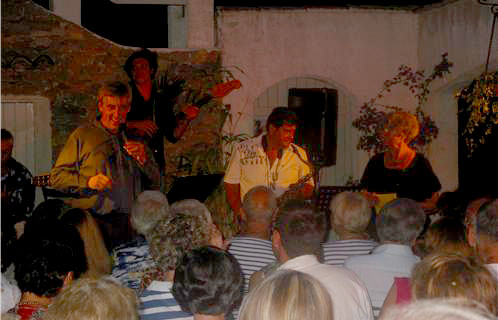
left=322, top=239, right=378, bottom=266
left=139, top=281, right=192, bottom=320
left=228, top=237, right=276, bottom=294
left=111, top=237, right=155, bottom=292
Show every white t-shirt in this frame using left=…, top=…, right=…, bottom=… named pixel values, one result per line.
left=224, top=135, right=313, bottom=199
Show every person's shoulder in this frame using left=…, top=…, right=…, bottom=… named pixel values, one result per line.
left=8, top=157, right=32, bottom=176
left=289, top=143, right=308, bottom=155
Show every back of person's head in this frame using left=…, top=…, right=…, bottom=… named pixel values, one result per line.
left=148, top=213, right=211, bottom=272
left=1, top=128, right=13, bottom=141
left=377, top=198, right=426, bottom=245
left=124, top=48, right=158, bottom=79
left=239, top=269, right=333, bottom=320
left=411, top=253, right=497, bottom=315
left=418, top=216, right=473, bottom=258
left=329, top=191, right=371, bottom=236
left=25, top=199, right=66, bottom=233
left=266, top=107, right=298, bottom=131
left=379, top=298, right=496, bottom=320
left=15, top=220, right=87, bottom=297
left=436, top=190, right=469, bottom=218
left=243, top=186, right=277, bottom=223
left=170, top=198, right=213, bottom=225
left=275, top=200, right=327, bottom=259
left=131, top=190, right=169, bottom=236
left=475, top=199, right=498, bottom=241
left=61, top=208, right=111, bottom=276
left=44, top=277, right=139, bottom=320
left=172, top=246, right=243, bottom=316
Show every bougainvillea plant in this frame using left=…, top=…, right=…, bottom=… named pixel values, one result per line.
left=353, top=53, right=453, bottom=154
left=456, top=71, right=498, bottom=156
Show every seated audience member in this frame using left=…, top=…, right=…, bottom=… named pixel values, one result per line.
left=44, top=277, right=139, bottom=320
left=381, top=215, right=474, bottom=311
left=344, top=198, right=425, bottom=317
left=380, top=253, right=498, bottom=316
left=239, top=269, right=333, bottom=320
left=139, top=212, right=223, bottom=320
left=414, top=215, right=474, bottom=258
left=273, top=200, right=373, bottom=320
left=13, top=220, right=87, bottom=320
left=411, top=253, right=497, bottom=315
left=172, top=246, right=243, bottom=320
left=1, top=273, right=21, bottom=314
left=228, top=186, right=277, bottom=295
left=169, top=198, right=213, bottom=225
left=322, top=191, right=378, bottom=266
left=61, top=208, right=112, bottom=277
left=466, top=198, right=498, bottom=279
left=111, top=191, right=170, bottom=291
left=379, top=298, right=496, bottom=320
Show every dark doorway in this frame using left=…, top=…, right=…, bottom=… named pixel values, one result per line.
left=457, top=90, right=498, bottom=199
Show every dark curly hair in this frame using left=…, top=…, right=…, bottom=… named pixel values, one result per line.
left=172, top=246, right=243, bottom=316
left=124, top=48, right=158, bottom=80
left=14, top=220, right=87, bottom=297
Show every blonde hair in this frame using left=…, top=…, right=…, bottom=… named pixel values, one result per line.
left=61, top=209, right=111, bottom=276
left=44, top=277, right=139, bottom=320
left=380, top=298, right=496, bottom=320
left=329, top=192, right=371, bottom=236
left=411, top=253, right=497, bottom=315
left=239, top=270, right=333, bottom=320
left=382, top=111, right=420, bottom=144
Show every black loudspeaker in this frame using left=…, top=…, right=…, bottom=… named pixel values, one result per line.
left=288, top=88, right=338, bottom=167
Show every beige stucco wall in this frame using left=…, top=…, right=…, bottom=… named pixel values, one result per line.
left=417, top=0, right=498, bottom=192
left=217, top=7, right=420, bottom=186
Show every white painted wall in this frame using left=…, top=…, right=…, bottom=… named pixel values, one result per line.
left=217, top=2, right=497, bottom=190
left=217, top=8, right=420, bottom=186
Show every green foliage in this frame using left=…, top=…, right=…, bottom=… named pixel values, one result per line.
left=456, top=71, right=498, bottom=156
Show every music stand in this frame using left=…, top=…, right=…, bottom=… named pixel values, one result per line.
left=167, top=173, right=224, bottom=204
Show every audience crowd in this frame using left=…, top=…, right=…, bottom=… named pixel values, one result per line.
left=2, top=131, right=497, bottom=320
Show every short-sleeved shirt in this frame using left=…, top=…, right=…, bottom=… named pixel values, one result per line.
left=139, top=281, right=192, bottom=320
left=224, top=135, right=313, bottom=199
left=361, top=152, right=441, bottom=202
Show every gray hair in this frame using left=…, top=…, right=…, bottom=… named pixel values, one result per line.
left=130, top=191, right=169, bottom=236
left=376, top=198, right=425, bottom=245
left=330, top=192, right=371, bottom=235
left=170, top=199, right=213, bottom=225
left=242, top=186, right=277, bottom=222
left=380, top=298, right=495, bottom=320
